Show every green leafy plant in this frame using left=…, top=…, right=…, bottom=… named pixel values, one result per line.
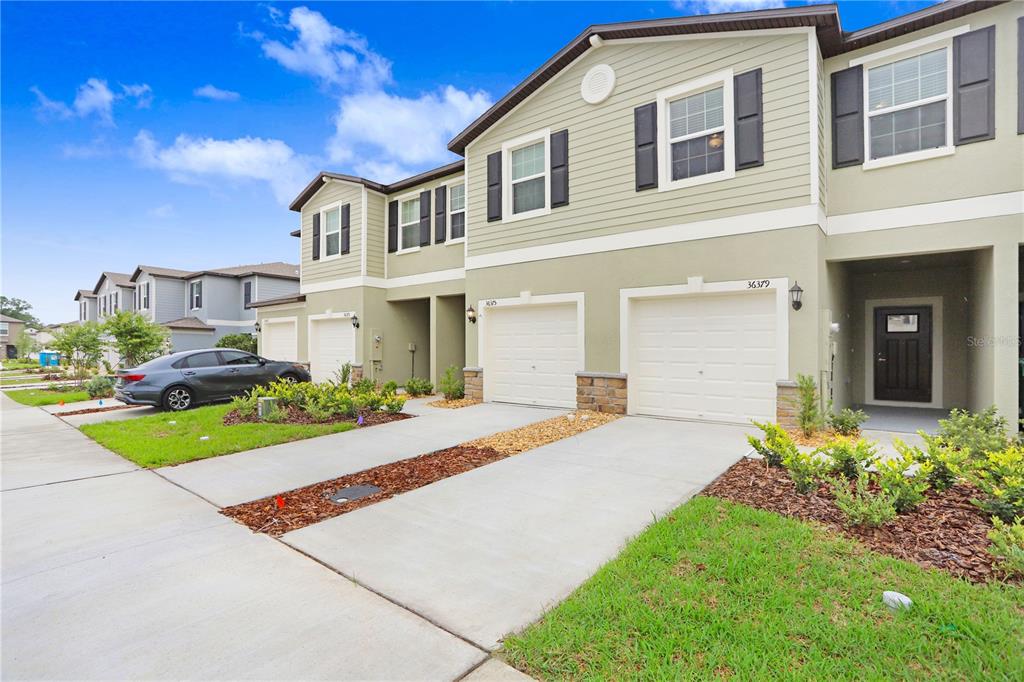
left=103, top=311, right=168, bottom=368
left=967, top=445, right=1024, bottom=523
left=930, top=406, right=1010, bottom=457
left=877, top=440, right=932, bottom=513
left=439, top=365, right=464, bottom=400
left=260, top=404, right=286, bottom=423
left=229, top=394, right=258, bottom=418
left=816, top=437, right=878, bottom=481
left=84, top=375, right=114, bottom=399
left=351, top=378, right=376, bottom=394
left=381, top=380, right=399, bottom=397
left=782, top=449, right=830, bottom=494
left=987, top=516, right=1024, bottom=578
left=792, top=373, right=823, bottom=437
left=828, top=407, right=868, bottom=436
left=747, top=420, right=797, bottom=468
left=14, top=329, right=39, bottom=359
left=333, top=363, right=352, bottom=386
left=215, top=333, right=257, bottom=354
left=51, top=321, right=104, bottom=386
left=830, top=473, right=898, bottom=528
left=404, top=377, right=433, bottom=397
left=384, top=396, right=407, bottom=414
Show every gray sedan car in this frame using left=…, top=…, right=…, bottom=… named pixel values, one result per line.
left=115, top=348, right=311, bottom=411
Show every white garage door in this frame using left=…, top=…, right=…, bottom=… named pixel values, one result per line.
left=309, top=318, right=356, bottom=383
left=629, top=291, right=776, bottom=423
left=261, top=320, right=297, bottom=362
left=485, top=303, right=579, bottom=408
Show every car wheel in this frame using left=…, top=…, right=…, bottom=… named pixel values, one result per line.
left=280, top=373, right=299, bottom=383
left=163, top=386, right=194, bottom=411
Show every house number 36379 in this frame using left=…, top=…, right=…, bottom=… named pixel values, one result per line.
left=747, top=279, right=771, bottom=289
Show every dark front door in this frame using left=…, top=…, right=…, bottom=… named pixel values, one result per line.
left=874, top=306, right=933, bottom=402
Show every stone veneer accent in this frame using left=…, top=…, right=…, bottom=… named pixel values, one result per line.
left=463, top=367, right=483, bottom=401
left=776, top=380, right=799, bottom=430
left=350, top=363, right=364, bottom=383
left=576, top=372, right=627, bottom=415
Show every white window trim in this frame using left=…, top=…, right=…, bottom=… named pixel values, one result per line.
left=395, top=191, right=422, bottom=255
left=860, top=39, right=956, bottom=171
left=0, top=322, right=8, bottom=335
left=501, top=128, right=551, bottom=223
left=446, top=176, right=466, bottom=245
left=189, top=280, right=202, bottom=311
left=318, top=201, right=345, bottom=261
left=656, top=69, right=736, bottom=192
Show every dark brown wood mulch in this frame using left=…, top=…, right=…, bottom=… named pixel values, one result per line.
left=702, top=457, right=1008, bottom=584
left=57, top=404, right=136, bottom=417
left=222, top=405, right=412, bottom=427
left=222, top=445, right=506, bottom=536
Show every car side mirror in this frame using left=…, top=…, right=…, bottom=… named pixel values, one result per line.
left=258, top=358, right=267, bottom=366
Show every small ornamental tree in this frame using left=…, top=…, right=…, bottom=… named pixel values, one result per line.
left=14, top=329, right=38, bottom=358
left=51, top=321, right=104, bottom=385
left=215, top=333, right=257, bottom=354
left=103, top=311, right=168, bottom=368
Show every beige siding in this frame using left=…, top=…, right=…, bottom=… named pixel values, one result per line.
left=383, top=172, right=465, bottom=278
left=823, top=2, right=1024, bottom=215
left=366, top=191, right=386, bottom=279
left=466, top=32, right=812, bottom=257
left=816, top=43, right=827, bottom=210
left=301, top=181, right=363, bottom=285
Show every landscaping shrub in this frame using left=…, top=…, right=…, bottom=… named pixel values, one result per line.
left=782, top=449, right=829, bottom=494
left=85, top=375, right=114, bottom=399
left=968, top=445, right=1024, bottom=523
left=792, top=373, right=823, bottom=437
left=878, top=440, right=932, bottom=513
left=215, top=333, right=257, bottom=354
left=333, top=363, right=352, bottom=386
left=747, top=420, right=797, bottom=468
left=930, top=406, right=1011, bottom=457
left=381, top=380, right=398, bottom=397
left=439, top=365, right=464, bottom=400
left=987, top=516, right=1024, bottom=578
left=383, top=396, right=407, bottom=414
left=816, top=437, right=878, bottom=481
left=830, top=473, right=897, bottom=528
left=828, top=407, right=868, bottom=436
left=404, top=377, right=433, bottom=397
left=351, top=378, right=376, bottom=394
left=230, top=394, right=257, bottom=418
left=244, top=378, right=402, bottom=421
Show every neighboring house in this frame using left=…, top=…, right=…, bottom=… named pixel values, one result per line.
left=91, top=272, right=136, bottom=321
left=255, top=1, right=1022, bottom=426
left=0, top=314, right=26, bottom=359
left=74, top=290, right=97, bottom=322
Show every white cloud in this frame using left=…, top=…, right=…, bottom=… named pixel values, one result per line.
left=133, top=130, right=315, bottom=205
left=194, top=84, right=241, bottom=101
left=671, top=0, right=787, bottom=13
left=121, top=83, right=154, bottom=108
left=255, top=6, right=391, bottom=90
left=31, top=78, right=153, bottom=125
left=61, top=137, right=114, bottom=159
left=148, top=203, right=175, bottom=218
left=72, top=79, right=116, bottom=124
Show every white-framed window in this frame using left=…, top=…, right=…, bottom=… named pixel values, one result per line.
left=864, top=46, right=952, bottom=168
left=448, top=181, right=466, bottom=241
left=141, top=282, right=150, bottom=309
left=0, top=322, right=8, bottom=336
left=112, top=291, right=119, bottom=312
left=656, top=69, right=735, bottom=192
left=501, top=129, right=550, bottom=222
left=322, top=205, right=342, bottom=258
left=80, top=302, right=86, bottom=320
left=398, top=195, right=420, bottom=252
left=243, top=281, right=253, bottom=307
left=190, top=281, right=203, bottom=310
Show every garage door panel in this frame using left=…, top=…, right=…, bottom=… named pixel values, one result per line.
left=310, top=319, right=356, bottom=384
left=262, top=321, right=297, bottom=362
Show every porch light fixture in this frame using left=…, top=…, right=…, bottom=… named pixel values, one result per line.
left=254, top=321, right=262, bottom=332
left=351, top=315, right=360, bottom=329
left=789, top=282, right=803, bottom=311
left=466, top=305, right=477, bottom=324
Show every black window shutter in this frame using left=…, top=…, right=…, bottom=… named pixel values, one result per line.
left=486, top=151, right=502, bottom=222
left=341, top=203, right=351, bottom=254
left=954, top=25, right=996, bottom=145
left=734, top=68, right=764, bottom=170
left=634, top=102, right=658, bottom=190
left=831, top=65, right=863, bottom=168
left=387, top=200, right=398, bottom=253
left=550, top=129, right=569, bottom=207
left=434, top=186, right=447, bottom=243
left=419, top=190, right=431, bottom=247
left=1018, top=17, right=1024, bottom=134
left=311, top=213, right=321, bottom=261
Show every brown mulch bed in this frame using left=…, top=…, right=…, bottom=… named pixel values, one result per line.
left=57, top=404, right=137, bottom=417
left=222, top=445, right=506, bottom=536
left=222, top=405, right=412, bottom=427
left=703, top=457, right=1004, bottom=584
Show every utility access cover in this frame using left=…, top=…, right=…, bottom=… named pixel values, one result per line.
left=328, top=484, right=381, bottom=504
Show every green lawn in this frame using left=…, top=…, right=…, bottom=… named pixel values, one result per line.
left=1, top=361, right=40, bottom=372
left=81, top=403, right=357, bottom=467
left=1, top=376, right=61, bottom=386
left=5, top=388, right=91, bottom=406
left=503, top=497, right=1024, bottom=680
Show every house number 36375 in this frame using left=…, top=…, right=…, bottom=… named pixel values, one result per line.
left=747, top=279, right=771, bottom=289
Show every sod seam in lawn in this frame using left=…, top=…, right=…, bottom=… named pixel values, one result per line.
left=502, top=496, right=1024, bottom=681
left=5, top=388, right=91, bottom=406
left=80, top=403, right=357, bottom=467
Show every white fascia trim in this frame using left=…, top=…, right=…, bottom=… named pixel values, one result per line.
left=360, top=186, right=368, bottom=276
left=827, top=191, right=1024, bottom=235
left=619, top=277, right=789, bottom=385
left=863, top=296, right=943, bottom=409
left=299, top=267, right=466, bottom=294
left=476, top=292, right=586, bottom=385
left=612, top=26, right=814, bottom=45
left=467, top=204, right=819, bottom=270
left=848, top=25, right=970, bottom=67
left=206, top=319, right=257, bottom=327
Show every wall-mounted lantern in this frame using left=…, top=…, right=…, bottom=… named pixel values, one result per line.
left=466, top=306, right=477, bottom=324
left=254, top=321, right=262, bottom=333
left=789, top=282, right=804, bottom=311
left=351, top=315, right=360, bottom=329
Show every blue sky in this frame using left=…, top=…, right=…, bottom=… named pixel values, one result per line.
left=1, top=1, right=938, bottom=323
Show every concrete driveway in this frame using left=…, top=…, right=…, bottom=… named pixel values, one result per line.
left=283, top=415, right=751, bottom=650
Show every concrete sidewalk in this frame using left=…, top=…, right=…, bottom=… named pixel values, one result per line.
left=1, top=394, right=486, bottom=679
left=284, top=415, right=751, bottom=650
left=161, top=401, right=560, bottom=507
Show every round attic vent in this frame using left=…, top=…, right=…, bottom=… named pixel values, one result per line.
left=581, top=64, right=615, bottom=105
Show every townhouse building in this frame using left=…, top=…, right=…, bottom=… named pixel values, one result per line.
left=256, top=1, right=1023, bottom=427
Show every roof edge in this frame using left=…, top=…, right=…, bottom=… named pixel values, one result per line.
left=288, top=160, right=465, bottom=213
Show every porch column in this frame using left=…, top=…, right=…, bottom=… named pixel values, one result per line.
left=991, top=240, right=1018, bottom=423
left=428, top=295, right=438, bottom=387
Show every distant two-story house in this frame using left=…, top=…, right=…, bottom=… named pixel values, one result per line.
left=1, top=314, right=27, bottom=359
left=257, top=1, right=1022, bottom=426
left=90, top=272, right=136, bottom=321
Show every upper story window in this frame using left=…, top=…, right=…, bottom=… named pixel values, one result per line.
left=0, top=322, right=8, bottom=336
left=399, top=196, right=420, bottom=251
left=190, top=281, right=203, bottom=310
left=323, top=206, right=341, bottom=258
left=243, top=281, right=253, bottom=307
left=112, top=291, right=119, bottom=312
left=656, top=70, right=735, bottom=191
left=510, top=142, right=545, bottom=214
left=866, top=48, right=950, bottom=163
left=449, top=183, right=466, bottom=240
left=141, top=282, right=150, bottom=309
